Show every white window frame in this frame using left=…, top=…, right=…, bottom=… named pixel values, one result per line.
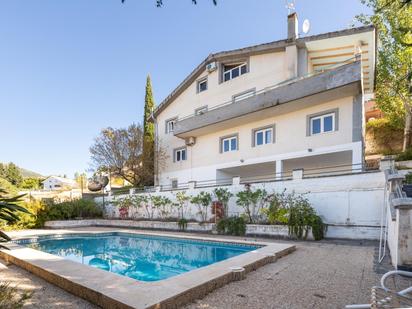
left=197, top=77, right=208, bottom=93
left=254, top=127, right=273, bottom=146
left=221, top=135, right=238, bottom=153
left=166, top=119, right=176, bottom=134
left=174, top=148, right=187, bottom=162
left=310, top=113, right=335, bottom=135
left=223, top=63, right=247, bottom=82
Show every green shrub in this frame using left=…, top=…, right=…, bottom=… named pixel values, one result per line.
left=191, top=191, right=212, bottom=222
left=0, top=282, right=32, bottom=309
left=216, top=217, right=246, bottom=236
left=213, top=188, right=233, bottom=217
left=236, top=187, right=267, bottom=223
left=396, top=148, right=412, bottom=162
left=261, top=190, right=290, bottom=224
left=310, top=215, right=326, bottom=241
left=287, top=195, right=326, bottom=241
left=405, top=172, right=412, bottom=184
left=178, top=218, right=188, bottom=231
left=0, top=178, right=18, bottom=196
left=35, top=199, right=103, bottom=227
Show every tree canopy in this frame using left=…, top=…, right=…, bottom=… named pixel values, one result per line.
left=356, top=0, right=412, bottom=149
left=0, top=163, right=23, bottom=187
left=89, top=124, right=167, bottom=187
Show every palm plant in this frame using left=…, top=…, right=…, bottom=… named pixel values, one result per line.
left=0, top=188, right=30, bottom=241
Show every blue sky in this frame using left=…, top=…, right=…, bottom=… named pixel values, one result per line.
left=0, top=0, right=371, bottom=178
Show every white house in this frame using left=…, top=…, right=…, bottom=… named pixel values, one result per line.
left=154, top=13, right=376, bottom=188
left=43, top=176, right=78, bottom=191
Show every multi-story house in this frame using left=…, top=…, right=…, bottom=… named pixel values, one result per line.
left=153, top=13, right=375, bottom=187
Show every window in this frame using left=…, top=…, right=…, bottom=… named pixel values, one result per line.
left=223, top=63, right=248, bottom=82
left=197, top=78, right=208, bottom=93
left=254, top=127, right=273, bottom=146
left=233, top=89, right=256, bottom=103
left=195, top=106, right=208, bottom=116
left=165, top=118, right=176, bottom=134
left=174, top=147, right=187, bottom=162
left=220, top=135, right=238, bottom=153
left=310, top=113, right=335, bottom=135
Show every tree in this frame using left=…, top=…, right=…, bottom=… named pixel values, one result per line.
left=74, top=172, right=87, bottom=191
left=142, top=75, right=156, bottom=186
left=89, top=124, right=167, bottom=187
left=0, top=163, right=23, bottom=187
left=20, top=177, right=43, bottom=190
left=356, top=0, right=412, bottom=150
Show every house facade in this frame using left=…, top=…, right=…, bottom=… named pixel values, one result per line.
left=154, top=13, right=376, bottom=187
left=43, top=176, right=78, bottom=191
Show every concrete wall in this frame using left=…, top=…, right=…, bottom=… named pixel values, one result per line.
left=99, top=171, right=385, bottom=240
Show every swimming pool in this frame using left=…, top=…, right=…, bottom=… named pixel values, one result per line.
left=23, top=233, right=259, bottom=282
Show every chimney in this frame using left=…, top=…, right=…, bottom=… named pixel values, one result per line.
left=287, top=12, right=298, bottom=40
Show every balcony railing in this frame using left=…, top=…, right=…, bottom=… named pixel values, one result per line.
left=176, top=55, right=359, bottom=123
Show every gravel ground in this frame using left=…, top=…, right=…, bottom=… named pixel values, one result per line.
left=184, top=240, right=392, bottom=309
left=0, top=236, right=391, bottom=309
left=0, top=263, right=98, bottom=309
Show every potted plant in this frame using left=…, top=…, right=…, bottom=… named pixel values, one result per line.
left=403, top=173, right=412, bottom=197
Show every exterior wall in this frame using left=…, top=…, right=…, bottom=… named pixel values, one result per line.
left=158, top=95, right=359, bottom=185
left=43, top=177, right=77, bottom=191
left=101, top=171, right=385, bottom=240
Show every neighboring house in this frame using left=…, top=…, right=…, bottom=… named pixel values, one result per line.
left=43, top=176, right=78, bottom=191
left=154, top=13, right=376, bottom=187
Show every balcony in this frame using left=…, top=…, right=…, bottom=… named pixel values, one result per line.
left=174, top=60, right=362, bottom=139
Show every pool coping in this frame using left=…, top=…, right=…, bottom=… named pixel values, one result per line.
left=0, top=229, right=296, bottom=309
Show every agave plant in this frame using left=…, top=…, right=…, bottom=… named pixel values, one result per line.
left=0, top=188, right=30, bottom=242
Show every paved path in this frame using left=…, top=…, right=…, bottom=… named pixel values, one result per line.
left=1, top=229, right=391, bottom=309
left=185, top=240, right=391, bottom=309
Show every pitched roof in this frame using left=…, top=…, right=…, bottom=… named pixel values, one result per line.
left=43, top=176, right=77, bottom=185
left=154, top=25, right=375, bottom=117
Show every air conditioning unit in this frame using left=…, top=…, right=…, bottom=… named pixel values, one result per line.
left=206, top=62, right=217, bottom=73
left=185, top=136, right=196, bottom=146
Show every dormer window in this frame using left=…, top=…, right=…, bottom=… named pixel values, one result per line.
left=223, top=63, right=247, bottom=82
left=197, top=77, right=208, bottom=93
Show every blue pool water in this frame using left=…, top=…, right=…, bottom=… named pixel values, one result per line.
left=24, top=233, right=259, bottom=282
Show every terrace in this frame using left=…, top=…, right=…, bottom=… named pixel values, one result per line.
left=1, top=228, right=391, bottom=309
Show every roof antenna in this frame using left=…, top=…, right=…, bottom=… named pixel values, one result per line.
left=302, top=19, right=311, bottom=35
left=285, top=0, right=296, bottom=14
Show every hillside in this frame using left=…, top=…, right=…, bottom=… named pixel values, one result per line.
left=19, top=167, right=43, bottom=178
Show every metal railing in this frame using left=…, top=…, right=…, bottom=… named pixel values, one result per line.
left=112, top=161, right=380, bottom=196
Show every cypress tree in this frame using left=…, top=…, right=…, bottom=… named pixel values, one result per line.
left=142, top=75, right=155, bottom=185
left=143, top=75, right=155, bottom=141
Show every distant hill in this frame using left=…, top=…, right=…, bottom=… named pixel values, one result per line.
left=19, top=167, right=44, bottom=178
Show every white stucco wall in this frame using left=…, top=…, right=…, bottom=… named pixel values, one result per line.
left=158, top=95, right=358, bottom=185
left=101, top=171, right=385, bottom=240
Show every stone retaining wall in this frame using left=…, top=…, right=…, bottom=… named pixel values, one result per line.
left=44, top=219, right=379, bottom=240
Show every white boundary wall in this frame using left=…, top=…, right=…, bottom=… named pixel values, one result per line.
left=99, top=171, right=385, bottom=240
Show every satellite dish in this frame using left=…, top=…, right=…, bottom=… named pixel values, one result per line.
left=302, top=19, right=311, bottom=34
